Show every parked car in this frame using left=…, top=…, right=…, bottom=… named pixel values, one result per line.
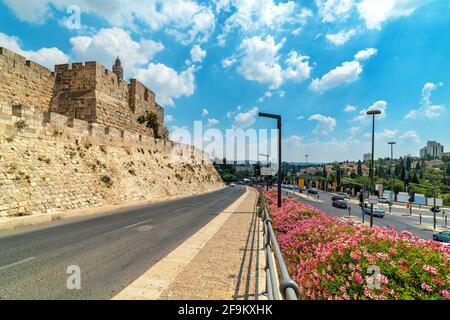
left=332, top=200, right=348, bottom=209
left=230, top=182, right=236, bottom=187
left=362, top=205, right=385, bottom=218
left=378, top=197, right=391, bottom=205
left=336, top=193, right=350, bottom=199
left=308, top=188, right=318, bottom=195
left=433, top=231, right=450, bottom=243
left=332, top=195, right=345, bottom=202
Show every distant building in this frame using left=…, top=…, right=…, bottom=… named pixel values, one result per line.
left=425, top=159, right=444, bottom=168
left=420, top=141, right=444, bottom=158
left=440, top=152, right=450, bottom=159
left=363, top=153, right=372, bottom=162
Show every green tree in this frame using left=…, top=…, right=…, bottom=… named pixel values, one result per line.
left=357, top=160, right=363, bottom=176
left=137, top=111, right=160, bottom=139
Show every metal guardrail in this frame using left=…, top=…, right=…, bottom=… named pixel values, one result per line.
left=258, top=190, right=299, bottom=300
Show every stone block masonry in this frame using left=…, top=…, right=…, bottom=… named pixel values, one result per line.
left=0, top=48, right=55, bottom=111
left=0, top=102, right=224, bottom=218
left=0, top=47, right=169, bottom=140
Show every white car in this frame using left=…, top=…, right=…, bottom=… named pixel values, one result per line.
left=230, top=183, right=236, bottom=187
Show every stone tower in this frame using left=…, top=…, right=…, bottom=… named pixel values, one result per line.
left=112, top=56, right=123, bottom=80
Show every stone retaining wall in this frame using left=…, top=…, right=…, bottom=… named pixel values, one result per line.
left=0, top=102, right=223, bottom=218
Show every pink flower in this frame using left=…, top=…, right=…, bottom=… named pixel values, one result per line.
left=375, top=274, right=389, bottom=285
left=423, top=265, right=438, bottom=275
left=354, top=273, right=363, bottom=284
left=421, top=283, right=432, bottom=292
left=441, top=290, right=450, bottom=299
left=376, top=252, right=390, bottom=260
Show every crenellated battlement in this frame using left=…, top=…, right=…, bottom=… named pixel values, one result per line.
left=0, top=101, right=202, bottom=160
left=0, top=47, right=168, bottom=141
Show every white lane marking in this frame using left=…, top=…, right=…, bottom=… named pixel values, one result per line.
left=0, top=257, right=36, bottom=271
left=136, top=225, right=154, bottom=232
left=173, top=207, right=188, bottom=213
left=124, top=218, right=154, bottom=229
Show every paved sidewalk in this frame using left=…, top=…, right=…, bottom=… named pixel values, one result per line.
left=114, top=187, right=266, bottom=300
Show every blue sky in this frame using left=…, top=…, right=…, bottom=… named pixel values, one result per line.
left=0, top=0, right=449, bottom=162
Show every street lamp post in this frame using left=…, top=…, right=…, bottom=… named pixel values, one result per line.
left=259, top=113, right=282, bottom=208
left=367, top=109, right=382, bottom=227
left=388, top=142, right=396, bottom=213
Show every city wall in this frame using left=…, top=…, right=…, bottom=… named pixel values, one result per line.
left=0, top=102, right=223, bottom=218
left=0, top=48, right=55, bottom=111
left=0, top=47, right=168, bottom=140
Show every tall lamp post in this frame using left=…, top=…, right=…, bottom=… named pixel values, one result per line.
left=367, top=109, right=382, bottom=227
left=259, top=113, right=282, bottom=208
left=388, top=141, right=396, bottom=213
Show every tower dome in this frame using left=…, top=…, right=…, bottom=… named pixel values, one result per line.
left=112, top=56, right=123, bottom=80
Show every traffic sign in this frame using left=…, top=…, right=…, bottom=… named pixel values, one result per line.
left=368, top=196, right=379, bottom=205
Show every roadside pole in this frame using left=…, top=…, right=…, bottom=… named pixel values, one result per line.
left=433, top=188, right=437, bottom=230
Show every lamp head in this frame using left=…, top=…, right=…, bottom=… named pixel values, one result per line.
left=366, top=109, right=382, bottom=115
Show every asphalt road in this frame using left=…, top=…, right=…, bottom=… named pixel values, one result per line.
left=284, top=189, right=437, bottom=240
left=0, top=186, right=245, bottom=300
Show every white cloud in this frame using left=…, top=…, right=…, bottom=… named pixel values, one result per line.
left=379, top=129, right=399, bottom=140
left=405, top=82, right=446, bottom=119
left=70, top=27, right=163, bottom=72
left=202, top=108, right=209, bottom=117
left=308, top=114, right=337, bottom=135
left=2, top=0, right=52, bottom=23
left=258, top=91, right=273, bottom=103
left=236, top=35, right=311, bottom=89
left=358, top=0, right=431, bottom=30
left=233, top=107, right=259, bottom=128
left=284, top=51, right=313, bottom=83
left=236, top=36, right=284, bottom=88
left=344, top=105, right=357, bottom=112
left=354, top=48, right=378, bottom=61
left=0, top=32, right=69, bottom=69
left=3, top=0, right=215, bottom=44
left=310, top=61, right=361, bottom=93
left=326, top=29, right=357, bottom=46
left=222, top=56, right=236, bottom=68
left=164, top=114, right=174, bottom=122
left=310, top=48, right=376, bottom=93
left=221, top=0, right=311, bottom=34
left=207, top=118, right=220, bottom=127
left=399, top=130, right=420, bottom=143
left=315, top=0, right=355, bottom=23
left=353, top=100, right=388, bottom=122
left=190, top=45, right=206, bottom=63
left=134, top=64, right=196, bottom=106
left=348, top=126, right=361, bottom=136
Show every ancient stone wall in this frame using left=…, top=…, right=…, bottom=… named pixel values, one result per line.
left=0, top=102, right=223, bottom=218
left=0, top=48, right=54, bottom=111
left=51, top=61, right=97, bottom=123
left=0, top=47, right=168, bottom=141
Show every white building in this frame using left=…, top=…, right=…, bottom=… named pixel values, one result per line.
left=420, top=141, right=444, bottom=158
left=363, top=153, right=372, bottom=162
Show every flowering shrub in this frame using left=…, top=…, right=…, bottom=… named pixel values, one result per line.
left=263, top=189, right=450, bottom=300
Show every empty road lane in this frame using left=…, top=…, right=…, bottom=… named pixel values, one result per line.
left=0, top=186, right=245, bottom=300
